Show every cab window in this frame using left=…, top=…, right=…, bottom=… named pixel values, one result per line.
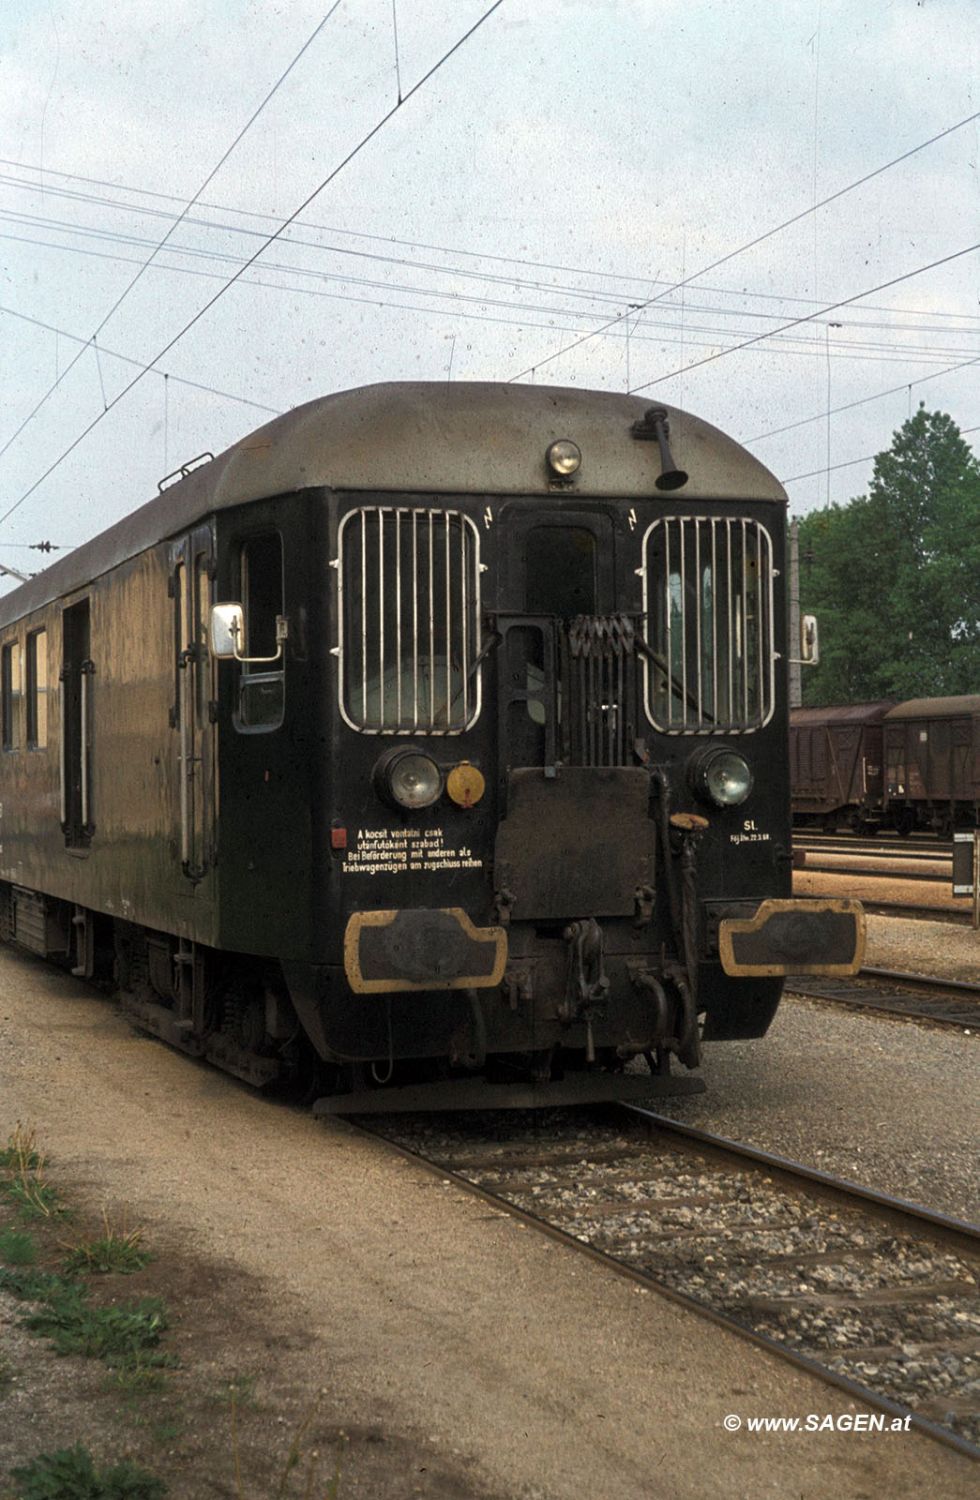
left=236, top=533, right=284, bottom=731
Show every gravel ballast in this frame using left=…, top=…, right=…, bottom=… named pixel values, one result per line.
left=652, top=918, right=980, bottom=1223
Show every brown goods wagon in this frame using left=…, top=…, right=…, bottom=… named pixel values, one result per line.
left=883, top=695, right=980, bottom=834
left=790, top=701, right=896, bottom=831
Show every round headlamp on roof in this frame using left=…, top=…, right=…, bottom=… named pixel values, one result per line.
left=546, top=438, right=581, bottom=477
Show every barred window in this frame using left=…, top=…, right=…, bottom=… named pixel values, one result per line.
left=337, top=506, right=482, bottom=734
left=641, top=517, right=775, bottom=733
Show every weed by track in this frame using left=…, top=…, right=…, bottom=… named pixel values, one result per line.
left=0, top=1124, right=346, bottom=1499
left=0, top=1126, right=169, bottom=1499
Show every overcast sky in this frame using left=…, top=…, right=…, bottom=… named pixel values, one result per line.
left=0, top=0, right=977, bottom=584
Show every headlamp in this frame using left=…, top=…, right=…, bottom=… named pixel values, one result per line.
left=690, top=747, right=753, bottom=808
left=546, top=438, right=581, bottom=477
left=375, top=748, right=444, bottom=810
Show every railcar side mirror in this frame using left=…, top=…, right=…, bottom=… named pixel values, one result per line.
left=799, top=614, right=819, bottom=666
left=210, top=602, right=244, bottom=659
left=210, top=602, right=288, bottom=665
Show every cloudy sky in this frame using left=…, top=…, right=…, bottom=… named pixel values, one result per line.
left=0, top=0, right=977, bottom=584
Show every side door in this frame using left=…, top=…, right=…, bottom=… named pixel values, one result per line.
left=170, top=526, right=215, bottom=882
left=60, top=598, right=93, bottom=849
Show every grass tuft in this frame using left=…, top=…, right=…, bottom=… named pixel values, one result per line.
left=0, top=1123, right=41, bottom=1174
left=103, top=1362, right=171, bottom=1398
left=0, top=1228, right=39, bottom=1266
left=63, top=1210, right=150, bottom=1276
left=0, top=1125, right=65, bottom=1221
left=26, top=1288, right=174, bottom=1370
left=11, top=1442, right=166, bottom=1499
left=0, top=1266, right=76, bottom=1304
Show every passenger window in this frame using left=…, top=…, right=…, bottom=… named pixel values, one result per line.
left=26, top=629, right=47, bottom=749
left=2, top=641, right=21, bottom=752
left=237, top=533, right=284, bottom=731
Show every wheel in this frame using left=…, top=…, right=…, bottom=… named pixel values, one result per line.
left=894, top=807, right=915, bottom=838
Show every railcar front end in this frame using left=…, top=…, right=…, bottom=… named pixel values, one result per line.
left=227, top=386, right=863, bottom=1110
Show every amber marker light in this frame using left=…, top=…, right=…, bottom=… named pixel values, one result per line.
left=446, top=761, right=486, bottom=809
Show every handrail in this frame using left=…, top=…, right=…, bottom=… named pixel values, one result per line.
left=178, top=649, right=190, bottom=868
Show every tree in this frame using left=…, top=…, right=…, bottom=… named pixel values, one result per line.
left=798, top=407, right=980, bottom=704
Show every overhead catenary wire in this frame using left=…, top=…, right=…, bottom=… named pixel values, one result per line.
left=780, top=422, right=980, bottom=485
left=4, top=198, right=980, bottom=350
left=0, top=4, right=342, bottom=465
left=628, top=241, right=980, bottom=395
left=2, top=224, right=977, bottom=373
left=0, top=225, right=972, bottom=375
left=0, top=0, right=506, bottom=531
left=3, top=158, right=979, bottom=329
left=0, top=303, right=284, bottom=417
left=506, top=108, right=980, bottom=384
left=746, top=356, right=980, bottom=443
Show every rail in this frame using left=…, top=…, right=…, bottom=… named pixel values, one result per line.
left=358, top=1105, right=980, bottom=1458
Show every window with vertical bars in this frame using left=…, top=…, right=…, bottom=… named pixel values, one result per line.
left=337, top=506, right=482, bottom=734
left=641, top=517, right=775, bottom=734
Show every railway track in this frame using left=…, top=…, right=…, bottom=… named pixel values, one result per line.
left=363, top=1106, right=980, bottom=1457
left=856, top=900, right=974, bottom=925
left=796, top=833, right=953, bottom=860
left=785, top=969, right=980, bottom=1029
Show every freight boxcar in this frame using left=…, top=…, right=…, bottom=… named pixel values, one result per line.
left=790, top=702, right=896, bottom=832
left=883, top=696, right=980, bottom=835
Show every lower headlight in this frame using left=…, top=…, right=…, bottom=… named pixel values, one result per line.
left=376, top=749, right=444, bottom=810
left=691, top=747, right=753, bottom=807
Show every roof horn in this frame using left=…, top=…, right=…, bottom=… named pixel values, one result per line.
left=631, top=406, right=689, bottom=491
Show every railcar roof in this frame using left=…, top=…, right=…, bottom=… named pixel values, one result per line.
left=791, top=701, right=897, bottom=726
left=884, top=695, right=980, bottom=720
left=0, top=382, right=785, bottom=627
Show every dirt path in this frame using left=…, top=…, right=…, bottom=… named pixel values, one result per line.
left=0, top=945, right=976, bottom=1499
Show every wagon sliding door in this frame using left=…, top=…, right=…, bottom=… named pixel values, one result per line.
left=170, top=527, right=215, bottom=881
left=61, top=598, right=92, bottom=848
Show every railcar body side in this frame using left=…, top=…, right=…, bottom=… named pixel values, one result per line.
left=0, top=384, right=864, bottom=1106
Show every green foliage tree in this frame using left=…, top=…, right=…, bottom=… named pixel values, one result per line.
left=798, top=406, right=980, bottom=704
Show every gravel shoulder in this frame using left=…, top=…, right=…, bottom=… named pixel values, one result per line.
left=654, top=917, right=980, bottom=1223
left=1, top=944, right=976, bottom=1499
left=862, top=913, right=980, bottom=982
